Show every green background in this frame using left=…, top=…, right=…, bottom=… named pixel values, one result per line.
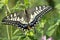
left=0, top=0, right=60, bottom=40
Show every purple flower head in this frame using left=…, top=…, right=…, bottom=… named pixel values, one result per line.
left=41, top=35, right=53, bottom=40
left=41, top=35, right=46, bottom=40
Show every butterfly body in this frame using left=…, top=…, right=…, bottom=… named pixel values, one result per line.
left=2, top=5, right=52, bottom=29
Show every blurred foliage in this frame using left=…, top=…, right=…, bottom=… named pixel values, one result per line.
left=0, top=0, right=60, bottom=40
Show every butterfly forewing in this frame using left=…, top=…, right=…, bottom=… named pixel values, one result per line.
left=28, top=5, right=52, bottom=23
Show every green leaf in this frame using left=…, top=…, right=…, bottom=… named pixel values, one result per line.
left=1, top=0, right=8, bottom=4
left=55, top=4, right=60, bottom=9
left=0, top=4, right=4, bottom=9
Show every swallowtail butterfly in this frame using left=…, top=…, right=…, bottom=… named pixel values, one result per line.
left=2, top=5, right=52, bottom=30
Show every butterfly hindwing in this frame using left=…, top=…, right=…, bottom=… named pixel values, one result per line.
left=2, top=5, right=52, bottom=29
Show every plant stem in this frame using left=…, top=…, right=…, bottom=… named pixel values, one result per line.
left=18, top=37, right=21, bottom=40
left=6, top=25, right=10, bottom=40
left=6, top=4, right=11, bottom=13
left=5, top=11, right=10, bottom=40
left=6, top=4, right=11, bottom=40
